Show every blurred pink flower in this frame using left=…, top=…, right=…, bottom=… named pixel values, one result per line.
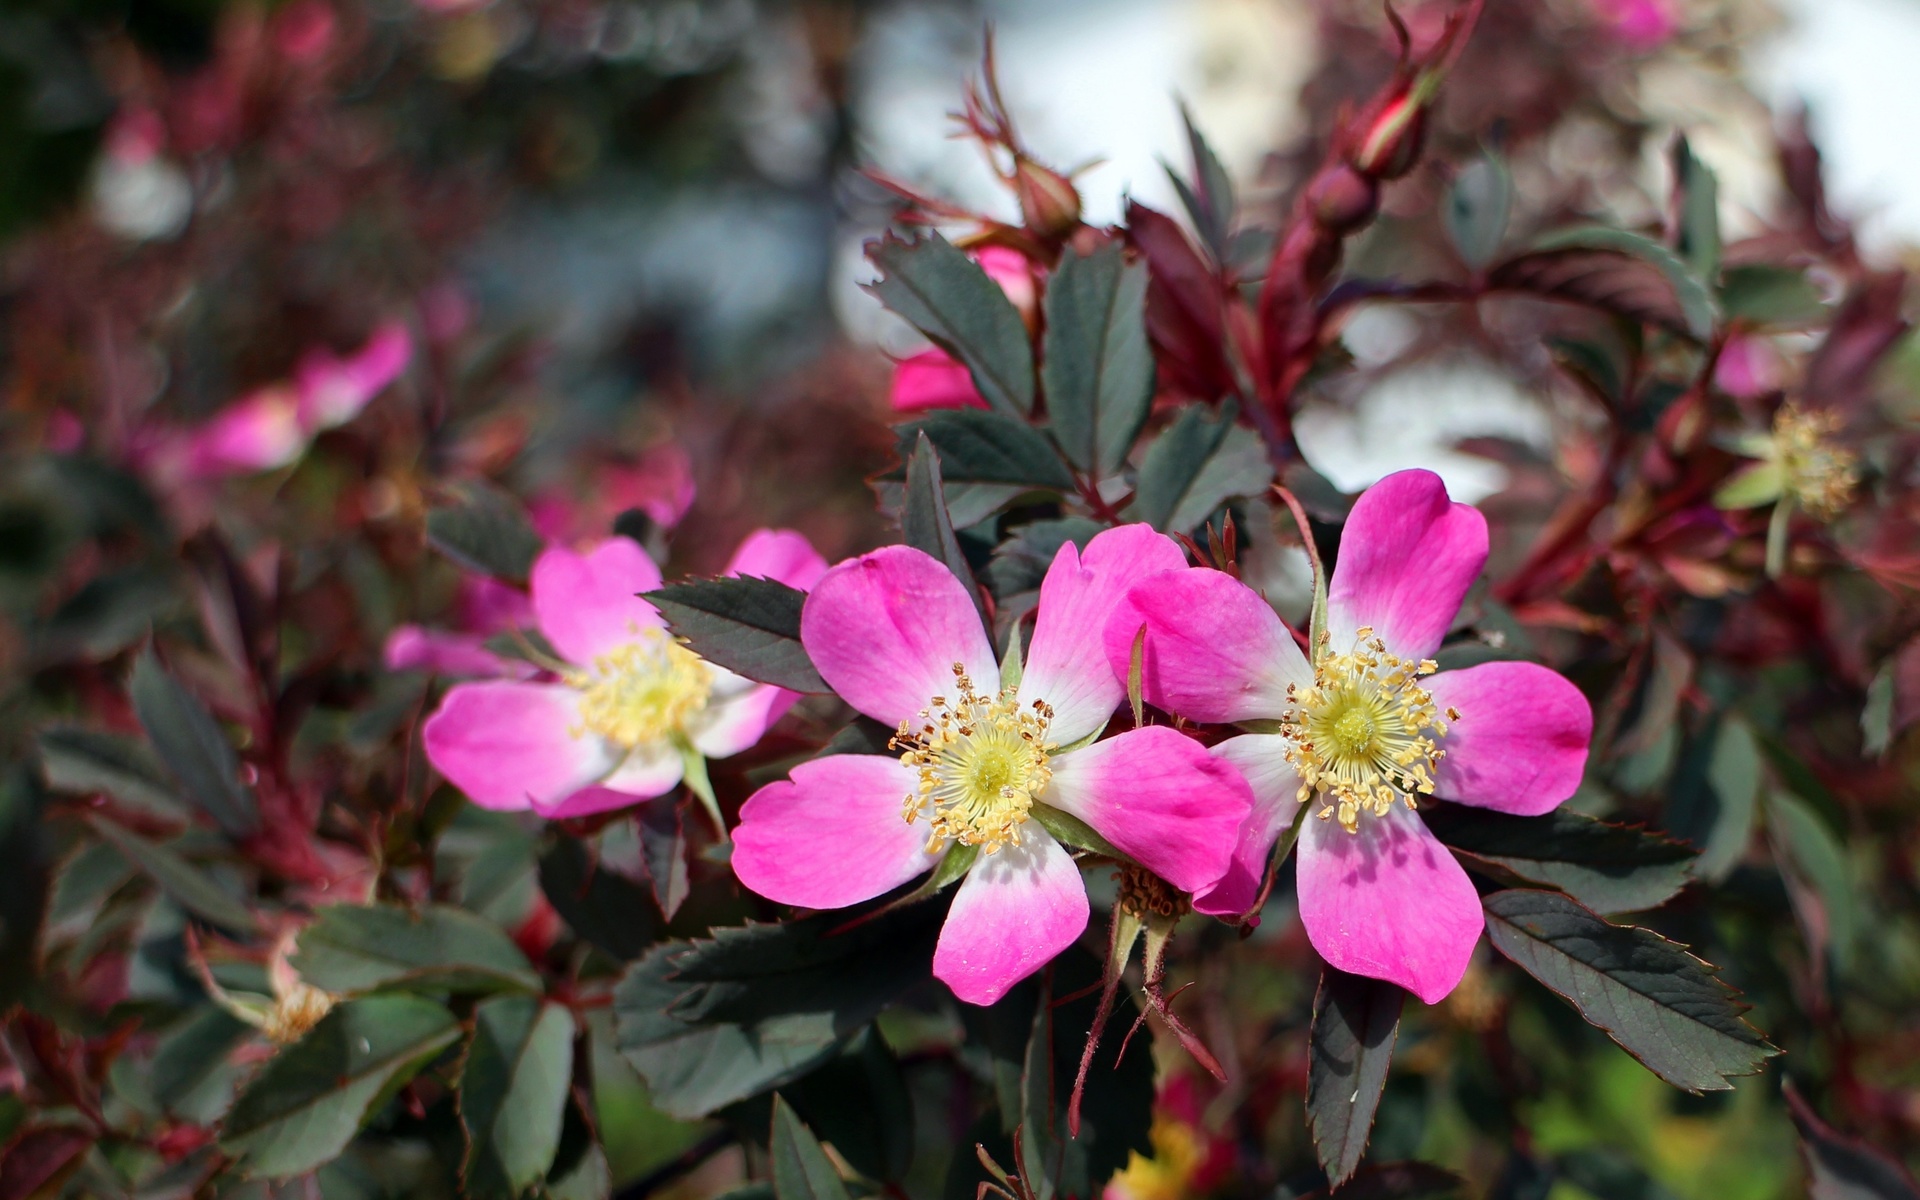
left=529, top=443, right=697, bottom=542
left=1715, top=334, right=1785, bottom=399
left=384, top=625, right=534, bottom=679
left=189, top=322, right=413, bottom=476
left=458, top=574, right=535, bottom=634
left=886, top=246, right=1035, bottom=412
left=1588, top=0, right=1680, bottom=48
left=270, top=0, right=336, bottom=64
left=730, top=528, right=1253, bottom=1005
left=422, top=530, right=828, bottom=818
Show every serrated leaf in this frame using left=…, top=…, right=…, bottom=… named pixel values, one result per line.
left=1445, top=151, right=1512, bottom=270
left=1307, top=967, right=1404, bottom=1187
left=425, top=483, right=544, bottom=583
left=291, top=903, right=540, bottom=995
left=86, top=815, right=259, bottom=933
left=37, top=725, right=184, bottom=818
left=1422, top=806, right=1695, bottom=915
left=892, top=409, right=1078, bottom=497
left=1493, top=227, right=1716, bottom=339
left=771, top=1095, right=852, bottom=1200
left=539, top=836, right=662, bottom=961
left=129, top=650, right=260, bottom=839
left=645, top=577, right=827, bottom=694
left=640, top=796, right=691, bottom=920
left=903, top=432, right=988, bottom=630
left=1166, top=101, right=1234, bottom=262
left=1721, top=264, right=1826, bottom=328
left=1042, top=242, right=1154, bottom=478
left=612, top=900, right=945, bottom=1118
left=1131, top=403, right=1271, bottom=533
left=1481, top=889, right=1776, bottom=1091
left=220, top=994, right=461, bottom=1179
left=1786, top=1082, right=1920, bottom=1200
left=460, top=996, right=574, bottom=1199
left=867, top=233, right=1035, bottom=418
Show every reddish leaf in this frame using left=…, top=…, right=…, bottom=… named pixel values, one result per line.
left=1125, top=201, right=1234, bottom=400
left=1785, top=1082, right=1920, bottom=1200
left=1804, top=271, right=1909, bottom=410
left=1488, top=248, right=1694, bottom=335
left=0, top=1127, right=94, bottom=1200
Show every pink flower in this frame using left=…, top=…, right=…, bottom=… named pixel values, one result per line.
left=1714, top=334, right=1784, bottom=400
left=886, top=246, right=1036, bottom=412
left=1106, top=470, right=1592, bottom=1004
left=1588, top=0, right=1679, bottom=48
left=384, top=626, right=534, bottom=679
left=422, top=530, right=828, bottom=818
left=189, top=322, right=413, bottom=476
left=730, top=527, right=1254, bottom=1006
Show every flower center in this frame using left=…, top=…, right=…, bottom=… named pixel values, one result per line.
left=893, top=664, right=1054, bottom=854
left=1284, top=627, right=1455, bottom=833
left=1771, top=403, right=1858, bottom=520
left=570, top=630, right=712, bottom=748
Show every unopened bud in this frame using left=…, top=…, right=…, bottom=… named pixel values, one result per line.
left=1013, top=157, right=1081, bottom=238
left=1303, top=164, right=1380, bottom=234
left=1352, top=93, right=1427, bottom=181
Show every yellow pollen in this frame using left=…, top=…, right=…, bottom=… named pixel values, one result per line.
left=892, top=663, right=1054, bottom=855
left=569, top=629, right=712, bottom=748
left=1771, top=403, right=1858, bottom=520
left=1284, top=626, right=1452, bottom=834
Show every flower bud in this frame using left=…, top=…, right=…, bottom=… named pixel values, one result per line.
left=1303, top=164, right=1380, bottom=234
left=1352, top=93, right=1427, bottom=181
left=1013, top=156, right=1081, bottom=238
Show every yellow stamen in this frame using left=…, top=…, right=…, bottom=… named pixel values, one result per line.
left=892, top=663, right=1054, bottom=855
left=1284, top=626, right=1452, bottom=833
left=569, top=630, right=712, bottom=748
left=1771, top=403, right=1858, bottom=520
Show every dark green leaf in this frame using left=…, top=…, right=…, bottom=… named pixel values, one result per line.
left=1481, top=889, right=1777, bottom=1091
left=1445, top=151, right=1513, bottom=270
left=86, top=815, right=258, bottom=933
left=1042, top=242, right=1154, bottom=478
left=867, top=233, right=1035, bottom=418
left=1786, top=1083, right=1920, bottom=1200
left=37, top=725, right=185, bottom=818
left=151, top=1006, right=252, bottom=1121
left=795, top=1029, right=914, bottom=1183
left=220, top=994, right=461, bottom=1179
left=1721, top=265, right=1826, bottom=329
left=0, top=767, right=51, bottom=1009
left=1422, top=806, right=1695, bottom=915
left=887, top=409, right=1078, bottom=529
left=546, top=1094, right=614, bottom=1200
left=903, top=432, right=989, bottom=630
left=425, top=482, right=544, bottom=583
left=291, top=903, right=540, bottom=995
left=1692, top=715, right=1761, bottom=882
left=984, top=517, right=1106, bottom=600
left=1166, top=101, right=1234, bottom=262
left=646, top=576, right=827, bottom=694
left=1307, top=967, right=1405, bottom=1186
left=1131, top=404, right=1270, bottom=533
left=1671, top=137, right=1721, bottom=284
left=771, top=1094, right=852, bottom=1200
left=37, top=566, right=181, bottom=661
left=460, top=995, right=575, bottom=1199
left=813, top=717, right=898, bottom=759
left=539, top=836, right=662, bottom=961
left=612, top=900, right=945, bottom=1118
left=1290, top=1162, right=1465, bottom=1200
left=1556, top=1148, right=1684, bottom=1200
left=1764, top=789, right=1857, bottom=972
left=640, top=796, right=691, bottom=921
left=129, top=650, right=260, bottom=839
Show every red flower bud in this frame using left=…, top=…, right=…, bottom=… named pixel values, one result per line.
left=1303, top=164, right=1380, bottom=234
left=1013, top=156, right=1082, bottom=238
left=1352, top=94, right=1427, bottom=180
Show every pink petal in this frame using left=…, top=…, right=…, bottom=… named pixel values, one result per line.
left=538, top=784, right=651, bottom=819
left=531, top=538, right=665, bottom=666
left=1021, top=525, right=1189, bottom=744
left=600, top=741, right=686, bottom=798
left=889, top=349, right=989, bottom=412
left=725, top=528, right=829, bottom=591
left=191, top=387, right=306, bottom=475
left=1104, top=568, right=1310, bottom=724
left=1043, top=726, right=1251, bottom=895
left=458, top=574, right=535, bottom=634
left=423, top=681, right=616, bottom=811
left=800, top=545, right=997, bottom=728
left=1328, top=469, right=1487, bottom=660
left=383, top=625, right=532, bottom=679
left=1295, top=804, right=1482, bottom=1004
left=933, top=828, right=1089, bottom=1006
left=732, top=754, right=940, bottom=909
left=974, top=246, right=1037, bottom=320
left=1193, top=734, right=1304, bottom=918
left=688, top=673, right=797, bottom=759
left=605, top=444, right=697, bottom=529
left=1426, top=662, right=1593, bottom=815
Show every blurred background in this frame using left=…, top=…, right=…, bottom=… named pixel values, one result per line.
left=4, top=0, right=1919, bottom=1195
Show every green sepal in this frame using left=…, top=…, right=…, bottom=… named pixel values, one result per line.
left=1000, top=621, right=1025, bottom=694
left=1031, top=803, right=1134, bottom=864
left=1713, top=461, right=1785, bottom=511
left=676, top=740, right=725, bottom=840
